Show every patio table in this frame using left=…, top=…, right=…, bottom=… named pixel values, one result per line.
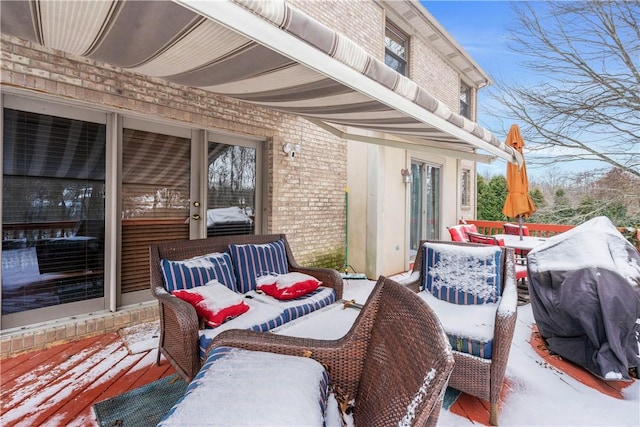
left=494, top=234, right=547, bottom=252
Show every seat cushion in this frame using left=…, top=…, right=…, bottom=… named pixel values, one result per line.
left=198, top=298, right=288, bottom=359
left=160, top=252, right=237, bottom=292
left=228, top=240, right=289, bottom=293
left=247, top=286, right=337, bottom=323
left=422, top=242, right=503, bottom=304
left=160, top=347, right=332, bottom=426
left=419, top=291, right=496, bottom=359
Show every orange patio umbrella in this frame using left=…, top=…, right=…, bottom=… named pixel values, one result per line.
left=502, top=124, right=536, bottom=239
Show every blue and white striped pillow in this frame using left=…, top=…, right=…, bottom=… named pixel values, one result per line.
left=160, top=252, right=237, bottom=292
left=228, top=240, right=289, bottom=293
left=422, top=242, right=502, bottom=304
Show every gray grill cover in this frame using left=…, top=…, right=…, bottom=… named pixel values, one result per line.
left=527, top=216, right=640, bottom=380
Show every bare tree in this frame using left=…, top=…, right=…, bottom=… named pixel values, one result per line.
left=492, top=1, right=639, bottom=177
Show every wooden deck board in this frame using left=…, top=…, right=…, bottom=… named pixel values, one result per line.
left=529, top=325, right=633, bottom=399
left=4, top=318, right=635, bottom=426
left=0, top=331, right=175, bottom=426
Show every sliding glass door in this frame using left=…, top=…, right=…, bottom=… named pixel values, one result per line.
left=409, top=160, right=441, bottom=258
left=2, top=105, right=106, bottom=324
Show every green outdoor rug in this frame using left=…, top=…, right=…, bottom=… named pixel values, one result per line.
left=93, top=374, right=187, bottom=427
left=443, top=387, right=462, bottom=409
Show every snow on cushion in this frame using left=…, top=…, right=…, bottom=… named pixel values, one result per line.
left=172, top=280, right=249, bottom=328
left=160, top=252, right=237, bottom=292
left=198, top=298, right=288, bottom=358
left=419, top=290, right=496, bottom=359
left=422, top=242, right=503, bottom=304
left=160, top=347, right=331, bottom=426
left=228, top=239, right=289, bottom=293
left=256, top=272, right=322, bottom=300
left=247, top=286, right=337, bottom=323
left=447, top=224, right=478, bottom=242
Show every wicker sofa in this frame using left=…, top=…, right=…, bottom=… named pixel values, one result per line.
left=400, top=240, right=518, bottom=426
left=160, top=276, right=455, bottom=426
left=149, top=234, right=343, bottom=382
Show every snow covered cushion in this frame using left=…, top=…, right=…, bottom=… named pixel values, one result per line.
left=422, top=242, right=503, bottom=304
left=228, top=239, right=289, bottom=293
left=172, top=280, right=249, bottom=328
left=256, top=272, right=321, bottom=300
left=247, top=286, right=337, bottom=323
left=160, top=347, right=333, bottom=426
left=419, top=291, right=496, bottom=358
left=160, top=252, right=237, bottom=292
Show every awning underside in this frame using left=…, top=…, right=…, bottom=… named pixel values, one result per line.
left=0, top=0, right=519, bottom=164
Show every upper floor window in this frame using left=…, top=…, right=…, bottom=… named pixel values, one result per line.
left=461, top=168, right=471, bottom=207
left=460, top=82, right=471, bottom=118
left=385, top=22, right=408, bottom=76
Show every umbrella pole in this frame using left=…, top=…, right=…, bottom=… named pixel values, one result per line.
left=518, top=216, right=524, bottom=240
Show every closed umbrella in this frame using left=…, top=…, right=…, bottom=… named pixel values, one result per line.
left=502, top=124, right=536, bottom=239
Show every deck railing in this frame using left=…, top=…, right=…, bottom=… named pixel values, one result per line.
left=461, top=219, right=640, bottom=250
left=462, top=220, right=574, bottom=238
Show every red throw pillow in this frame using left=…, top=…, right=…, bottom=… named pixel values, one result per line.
left=256, top=272, right=321, bottom=300
left=172, top=280, right=249, bottom=327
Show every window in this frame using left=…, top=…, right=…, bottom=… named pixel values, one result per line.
left=2, top=108, right=106, bottom=315
left=460, top=82, right=471, bottom=118
left=206, top=141, right=257, bottom=237
left=461, top=168, right=471, bottom=207
left=385, top=22, right=408, bottom=76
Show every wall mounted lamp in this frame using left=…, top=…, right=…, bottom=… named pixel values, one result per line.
left=283, top=143, right=302, bottom=158
left=401, top=168, right=412, bottom=184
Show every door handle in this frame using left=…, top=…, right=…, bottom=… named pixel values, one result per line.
left=192, top=214, right=201, bottom=220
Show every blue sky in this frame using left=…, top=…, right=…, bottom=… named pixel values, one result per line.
left=420, top=1, right=601, bottom=179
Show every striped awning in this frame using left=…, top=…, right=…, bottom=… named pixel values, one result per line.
left=0, top=0, right=520, bottom=164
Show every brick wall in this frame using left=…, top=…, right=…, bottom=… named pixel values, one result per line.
left=0, top=303, right=159, bottom=359
left=410, top=36, right=460, bottom=112
left=1, top=34, right=347, bottom=267
left=289, top=0, right=384, bottom=58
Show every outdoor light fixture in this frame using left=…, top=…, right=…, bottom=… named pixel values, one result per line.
left=401, top=168, right=412, bottom=183
left=283, top=143, right=302, bottom=158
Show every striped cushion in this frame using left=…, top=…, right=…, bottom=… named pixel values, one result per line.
left=422, top=242, right=502, bottom=304
left=447, top=224, right=478, bottom=242
left=160, top=252, right=237, bottom=292
left=248, top=286, right=336, bottom=323
left=198, top=298, right=288, bottom=358
left=160, top=347, right=331, bottom=426
left=418, top=290, right=496, bottom=359
left=228, top=240, right=289, bottom=293
left=448, top=334, right=493, bottom=359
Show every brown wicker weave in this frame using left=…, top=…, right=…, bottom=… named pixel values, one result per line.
left=149, top=234, right=343, bottom=382
left=402, top=240, right=518, bottom=426
left=206, top=276, right=454, bottom=426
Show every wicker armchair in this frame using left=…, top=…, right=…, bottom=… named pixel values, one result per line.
left=207, top=276, right=455, bottom=426
left=149, top=234, right=343, bottom=382
left=401, top=240, right=518, bottom=426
